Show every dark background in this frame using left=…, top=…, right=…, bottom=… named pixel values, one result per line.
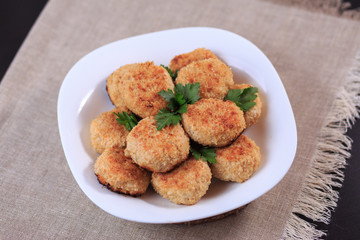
left=1, top=1, right=359, bottom=239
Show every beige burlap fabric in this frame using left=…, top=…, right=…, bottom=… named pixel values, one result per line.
left=1, top=0, right=359, bottom=239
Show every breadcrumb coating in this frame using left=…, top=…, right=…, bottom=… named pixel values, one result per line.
left=106, top=65, right=133, bottom=108
left=169, top=48, right=218, bottom=72
left=175, top=58, right=234, bottom=99
left=118, top=61, right=174, bottom=118
left=152, top=157, right=212, bottom=205
left=211, top=134, right=261, bottom=183
left=182, top=98, right=245, bottom=147
left=90, top=107, right=130, bottom=154
left=125, top=116, right=190, bottom=172
left=94, top=146, right=151, bottom=196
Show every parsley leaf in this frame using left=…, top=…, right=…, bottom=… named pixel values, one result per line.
left=113, top=111, right=139, bottom=131
left=155, top=83, right=200, bottom=130
left=190, top=141, right=217, bottom=163
left=225, top=87, right=258, bottom=111
left=176, top=102, right=188, bottom=114
left=159, top=83, right=200, bottom=111
left=155, top=108, right=182, bottom=130
left=161, top=64, right=178, bottom=80
left=158, top=89, right=175, bottom=103
left=175, top=82, right=200, bottom=104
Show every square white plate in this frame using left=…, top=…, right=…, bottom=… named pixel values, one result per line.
left=57, top=27, right=297, bottom=223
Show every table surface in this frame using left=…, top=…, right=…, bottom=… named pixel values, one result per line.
left=1, top=1, right=359, bottom=239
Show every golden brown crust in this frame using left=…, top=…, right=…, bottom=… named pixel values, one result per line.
left=175, top=58, right=234, bottom=99
left=125, top=116, right=190, bottom=173
left=90, top=107, right=130, bottom=154
left=230, top=84, right=262, bottom=128
left=169, top=48, right=218, bottom=72
left=211, top=135, right=261, bottom=183
left=151, top=157, right=212, bottom=205
left=106, top=65, right=133, bottom=108
left=117, top=61, right=174, bottom=118
left=94, top=146, right=151, bottom=196
left=181, top=98, right=245, bottom=147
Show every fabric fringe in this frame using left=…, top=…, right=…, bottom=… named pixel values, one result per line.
left=282, top=52, right=360, bottom=239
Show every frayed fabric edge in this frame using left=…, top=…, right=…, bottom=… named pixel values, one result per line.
left=282, top=53, right=360, bottom=240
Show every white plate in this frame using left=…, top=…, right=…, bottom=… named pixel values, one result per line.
left=58, top=27, right=297, bottom=223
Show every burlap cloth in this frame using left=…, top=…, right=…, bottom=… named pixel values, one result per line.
left=1, top=0, right=359, bottom=239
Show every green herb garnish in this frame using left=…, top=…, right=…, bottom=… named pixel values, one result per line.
left=154, top=109, right=182, bottom=130
left=224, top=87, right=258, bottom=111
left=155, top=82, right=200, bottom=130
left=161, top=64, right=178, bottom=80
left=113, top=111, right=139, bottom=131
left=190, top=142, right=217, bottom=163
left=173, top=82, right=200, bottom=104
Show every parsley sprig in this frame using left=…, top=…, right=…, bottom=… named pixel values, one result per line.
left=190, top=141, right=217, bottom=163
left=154, top=109, right=182, bottom=131
left=113, top=111, right=139, bottom=131
left=161, top=65, right=178, bottom=80
left=155, top=82, right=200, bottom=130
left=225, top=87, right=258, bottom=111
